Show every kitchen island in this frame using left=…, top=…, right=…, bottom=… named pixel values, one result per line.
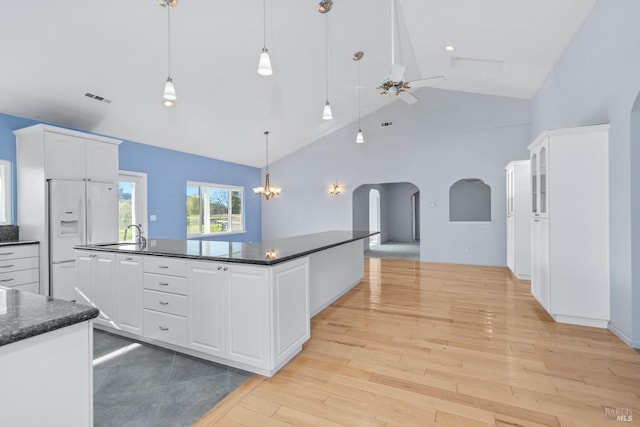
left=0, top=287, right=99, bottom=426
left=75, top=230, right=374, bottom=376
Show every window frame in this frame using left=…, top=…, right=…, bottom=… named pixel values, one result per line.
left=0, top=160, right=12, bottom=225
left=186, top=181, right=246, bottom=238
left=118, top=170, right=148, bottom=242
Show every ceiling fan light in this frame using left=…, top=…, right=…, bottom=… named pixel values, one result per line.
left=258, top=49, right=273, bottom=76
left=322, top=101, right=333, bottom=120
left=356, top=129, right=364, bottom=143
left=163, top=77, right=177, bottom=101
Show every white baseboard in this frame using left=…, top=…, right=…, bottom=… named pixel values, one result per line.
left=552, top=314, right=608, bottom=329
left=608, top=322, right=640, bottom=349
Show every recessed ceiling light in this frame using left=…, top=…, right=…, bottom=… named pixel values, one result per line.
left=445, top=45, right=455, bottom=52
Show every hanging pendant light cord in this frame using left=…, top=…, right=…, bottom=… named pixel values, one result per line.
left=167, top=6, right=172, bottom=78
left=265, top=131, right=270, bottom=175
left=325, top=14, right=329, bottom=102
left=358, top=60, right=362, bottom=129
left=263, top=0, right=267, bottom=49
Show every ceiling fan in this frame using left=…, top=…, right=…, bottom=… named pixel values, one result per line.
left=377, top=0, right=444, bottom=104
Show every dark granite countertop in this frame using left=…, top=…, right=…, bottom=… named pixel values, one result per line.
left=0, top=240, right=39, bottom=246
left=0, top=287, right=99, bottom=347
left=75, top=230, right=377, bottom=265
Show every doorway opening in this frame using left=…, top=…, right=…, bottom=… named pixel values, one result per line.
left=352, top=182, right=420, bottom=261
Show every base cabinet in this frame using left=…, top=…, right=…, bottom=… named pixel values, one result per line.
left=226, top=266, right=270, bottom=369
left=76, top=251, right=116, bottom=327
left=116, top=255, right=143, bottom=335
left=80, top=249, right=311, bottom=376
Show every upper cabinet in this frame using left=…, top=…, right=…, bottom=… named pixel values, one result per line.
left=14, top=124, right=121, bottom=182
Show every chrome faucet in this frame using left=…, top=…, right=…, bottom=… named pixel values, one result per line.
left=124, top=224, right=146, bottom=247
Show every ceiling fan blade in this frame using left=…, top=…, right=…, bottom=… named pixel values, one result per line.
left=398, top=91, right=418, bottom=105
left=409, top=75, right=445, bottom=88
left=390, top=64, right=406, bottom=82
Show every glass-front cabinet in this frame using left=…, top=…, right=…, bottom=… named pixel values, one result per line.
left=530, top=140, right=548, bottom=218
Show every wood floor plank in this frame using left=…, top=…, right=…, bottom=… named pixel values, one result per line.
left=194, top=258, right=640, bottom=426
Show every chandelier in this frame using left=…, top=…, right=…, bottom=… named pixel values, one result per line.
left=253, top=131, right=281, bottom=200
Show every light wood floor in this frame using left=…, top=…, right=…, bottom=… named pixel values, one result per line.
left=194, top=258, right=640, bottom=427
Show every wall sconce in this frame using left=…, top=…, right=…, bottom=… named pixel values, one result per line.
left=329, top=183, right=343, bottom=195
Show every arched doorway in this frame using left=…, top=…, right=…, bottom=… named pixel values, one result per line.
left=352, top=182, right=420, bottom=261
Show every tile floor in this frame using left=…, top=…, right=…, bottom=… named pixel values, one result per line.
left=364, top=241, right=420, bottom=261
left=93, top=329, right=251, bottom=427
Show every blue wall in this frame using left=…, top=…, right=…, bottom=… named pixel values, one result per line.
left=0, top=112, right=262, bottom=242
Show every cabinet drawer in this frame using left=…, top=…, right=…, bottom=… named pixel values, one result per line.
left=11, top=282, right=39, bottom=294
left=0, top=257, right=38, bottom=272
left=0, top=245, right=38, bottom=260
left=0, top=269, right=39, bottom=287
left=143, top=273, right=187, bottom=295
left=143, top=309, right=187, bottom=347
left=143, top=257, right=187, bottom=277
left=143, top=289, right=187, bottom=316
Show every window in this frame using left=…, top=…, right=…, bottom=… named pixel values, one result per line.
left=187, top=181, right=244, bottom=237
left=0, top=160, right=12, bottom=225
left=118, top=171, right=148, bottom=241
left=449, top=178, right=491, bottom=222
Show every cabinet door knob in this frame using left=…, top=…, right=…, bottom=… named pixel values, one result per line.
left=217, top=266, right=223, bottom=271
left=223, top=267, right=228, bottom=271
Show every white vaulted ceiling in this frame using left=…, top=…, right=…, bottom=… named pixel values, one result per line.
left=0, top=0, right=596, bottom=167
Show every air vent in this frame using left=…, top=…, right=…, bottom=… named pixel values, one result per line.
left=84, top=92, right=112, bottom=104
left=380, top=121, right=393, bottom=127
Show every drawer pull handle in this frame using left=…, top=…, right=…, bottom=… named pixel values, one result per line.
left=0, top=278, right=14, bottom=282
left=0, top=264, right=15, bottom=269
left=124, top=257, right=134, bottom=261
left=158, top=326, right=169, bottom=331
left=158, top=265, right=169, bottom=269
left=159, top=301, right=169, bottom=305
left=158, top=282, right=169, bottom=286
left=0, top=252, right=15, bottom=256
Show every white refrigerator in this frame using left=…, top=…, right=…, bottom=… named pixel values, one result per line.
left=48, top=179, right=118, bottom=300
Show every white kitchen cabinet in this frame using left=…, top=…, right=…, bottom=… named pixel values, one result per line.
left=226, top=264, right=270, bottom=369
left=75, top=251, right=117, bottom=328
left=0, top=243, right=40, bottom=293
left=142, top=256, right=188, bottom=347
left=528, top=125, right=609, bottom=328
left=188, top=261, right=226, bottom=358
left=505, top=160, right=531, bottom=279
left=116, top=254, right=143, bottom=335
left=43, top=129, right=119, bottom=181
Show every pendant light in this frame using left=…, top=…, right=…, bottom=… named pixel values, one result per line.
left=257, top=0, right=273, bottom=76
left=253, top=131, right=281, bottom=200
left=353, top=51, right=365, bottom=143
left=321, top=11, right=333, bottom=120
left=160, top=0, right=178, bottom=107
